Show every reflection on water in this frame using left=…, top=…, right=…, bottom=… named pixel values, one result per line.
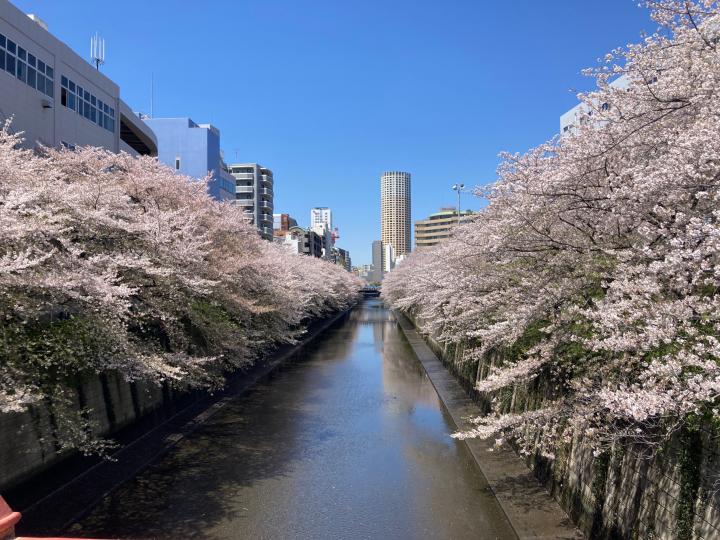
left=68, top=299, right=515, bottom=540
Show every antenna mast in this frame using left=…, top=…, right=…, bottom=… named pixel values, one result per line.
left=90, top=33, right=105, bottom=70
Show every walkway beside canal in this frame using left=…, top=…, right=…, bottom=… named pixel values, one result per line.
left=395, top=312, right=581, bottom=539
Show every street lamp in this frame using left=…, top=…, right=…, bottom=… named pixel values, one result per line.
left=452, top=183, right=465, bottom=225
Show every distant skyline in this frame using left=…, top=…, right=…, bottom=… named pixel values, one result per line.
left=12, top=0, right=654, bottom=264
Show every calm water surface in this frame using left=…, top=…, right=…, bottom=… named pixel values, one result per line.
left=69, top=299, right=515, bottom=539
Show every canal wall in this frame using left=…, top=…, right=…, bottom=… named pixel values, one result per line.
left=0, top=307, right=354, bottom=496
left=402, top=313, right=720, bottom=540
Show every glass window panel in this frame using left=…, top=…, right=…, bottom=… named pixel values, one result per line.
left=103, top=103, right=108, bottom=113
left=90, top=106, right=96, bottom=122
left=108, top=118, right=115, bottom=132
left=61, top=75, right=68, bottom=88
left=0, top=35, right=5, bottom=49
left=84, top=102, right=91, bottom=119
left=68, top=92, right=75, bottom=111
left=27, top=53, right=35, bottom=67
left=90, top=95, right=96, bottom=105
left=27, top=66, right=35, bottom=88
left=45, top=66, right=53, bottom=79
left=37, top=59, right=44, bottom=73
left=6, top=53, right=15, bottom=75
left=17, top=47, right=25, bottom=61
left=83, top=90, right=89, bottom=101
left=0, top=51, right=4, bottom=71
left=68, top=80, right=75, bottom=92
left=45, top=81, right=53, bottom=98
left=36, top=74, right=45, bottom=94
left=61, top=87, right=67, bottom=106
left=109, top=107, right=115, bottom=118
left=16, top=61, right=25, bottom=82
left=7, top=40, right=15, bottom=54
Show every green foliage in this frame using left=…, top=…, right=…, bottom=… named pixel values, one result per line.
left=675, top=418, right=703, bottom=540
left=503, top=318, right=548, bottom=362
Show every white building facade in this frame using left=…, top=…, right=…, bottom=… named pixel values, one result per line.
left=310, top=207, right=332, bottom=230
left=381, top=171, right=411, bottom=262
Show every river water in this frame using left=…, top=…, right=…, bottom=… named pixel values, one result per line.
left=69, top=299, right=515, bottom=539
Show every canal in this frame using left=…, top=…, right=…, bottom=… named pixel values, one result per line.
left=67, top=299, right=516, bottom=539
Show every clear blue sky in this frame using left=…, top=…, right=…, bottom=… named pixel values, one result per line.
left=14, top=0, right=653, bottom=264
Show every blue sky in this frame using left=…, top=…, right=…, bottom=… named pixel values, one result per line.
left=14, top=0, right=654, bottom=264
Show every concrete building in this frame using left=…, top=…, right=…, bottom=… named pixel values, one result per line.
left=414, top=208, right=475, bottom=250
left=273, top=213, right=297, bottom=233
left=331, top=246, right=351, bottom=272
left=229, top=163, right=274, bottom=241
left=143, top=118, right=235, bottom=202
left=311, top=222, right=333, bottom=260
left=310, top=207, right=332, bottom=230
left=0, top=1, right=156, bottom=155
left=287, top=226, right=323, bottom=258
left=381, top=171, right=411, bottom=266
left=371, top=239, right=383, bottom=282
left=560, top=75, right=629, bottom=136
left=383, top=243, right=395, bottom=273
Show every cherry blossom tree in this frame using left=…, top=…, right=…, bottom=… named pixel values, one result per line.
left=0, top=126, right=361, bottom=451
left=385, top=0, right=720, bottom=460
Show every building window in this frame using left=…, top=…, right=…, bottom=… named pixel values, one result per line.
left=0, top=33, right=54, bottom=99
left=175, top=157, right=181, bottom=170
left=60, top=76, right=114, bottom=133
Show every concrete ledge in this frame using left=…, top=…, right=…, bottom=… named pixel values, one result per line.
left=394, top=310, right=582, bottom=540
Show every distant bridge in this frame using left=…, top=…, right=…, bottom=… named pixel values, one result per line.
left=360, top=286, right=381, bottom=298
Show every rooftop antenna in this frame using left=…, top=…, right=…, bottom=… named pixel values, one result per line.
left=90, top=33, right=105, bottom=70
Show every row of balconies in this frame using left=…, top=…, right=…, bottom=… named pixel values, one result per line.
left=235, top=185, right=273, bottom=195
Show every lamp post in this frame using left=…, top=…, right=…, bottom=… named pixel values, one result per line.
left=452, top=183, right=465, bottom=225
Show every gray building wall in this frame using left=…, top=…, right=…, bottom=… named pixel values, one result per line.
left=0, top=0, right=155, bottom=155
left=371, top=239, right=383, bottom=282
left=229, top=163, right=274, bottom=240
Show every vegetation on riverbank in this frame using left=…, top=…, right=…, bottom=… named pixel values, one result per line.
left=384, top=0, right=720, bottom=470
left=0, top=128, right=361, bottom=452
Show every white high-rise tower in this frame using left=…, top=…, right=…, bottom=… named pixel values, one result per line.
left=381, top=171, right=411, bottom=260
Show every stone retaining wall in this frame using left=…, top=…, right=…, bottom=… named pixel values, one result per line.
left=416, top=320, right=720, bottom=540
left=0, top=374, right=185, bottom=492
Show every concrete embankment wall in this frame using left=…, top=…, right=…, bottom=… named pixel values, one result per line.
left=0, top=308, right=353, bottom=495
left=411, top=317, right=720, bottom=540
left=0, top=373, right=193, bottom=492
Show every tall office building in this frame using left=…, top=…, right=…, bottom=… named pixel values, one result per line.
left=0, top=1, right=156, bottom=155
left=310, top=207, right=332, bottom=230
left=229, top=163, right=274, bottom=241
left=381, top=171, right=411, bottom=261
